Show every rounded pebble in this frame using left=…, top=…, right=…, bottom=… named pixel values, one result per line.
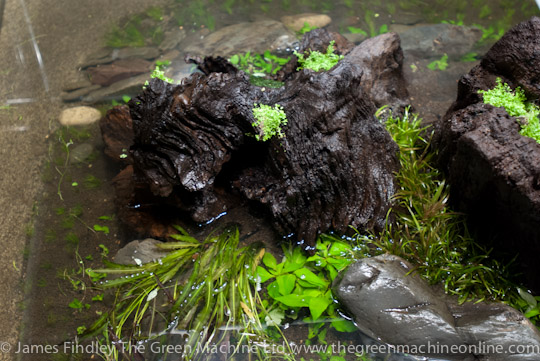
left=59, top=106, right=101, bottom=126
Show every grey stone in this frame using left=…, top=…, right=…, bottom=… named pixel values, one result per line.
left=69, top=143, right=94, bottom=164
left=62, top=77, right=93, bottom=92
left=399, top=23, right=482, bottom=60
left=79, top=47, right=160, bottom=69
left=183, top=20, right=297, bottom=56
left=449, top=302, right=540, bottom=360
left=80, top=47, right=111, bottom=69
left=342, top=32, right=367, bottom=44
left=114, top=238, right=169, bottom=266
left=61, top=84, right=101, bottom=102
left=82, top=72, right=150, bottom=103
left=334, top=254, right=465, bottom=356
left=334, top=254, right=540, bottom=360
left=116, top=46, right=160, bottom=61
left=159, top=27, right=186, bottom=51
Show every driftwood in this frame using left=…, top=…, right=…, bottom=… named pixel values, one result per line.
left=101, top=31, right=409, bottom=247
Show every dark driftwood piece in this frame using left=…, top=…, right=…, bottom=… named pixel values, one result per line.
left=101, top=31, right=409, bottom=247
left=434, top=17, right=540, bottom=291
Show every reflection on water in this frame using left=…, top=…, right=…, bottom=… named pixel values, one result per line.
left=1, top=0, right=538, bottom=360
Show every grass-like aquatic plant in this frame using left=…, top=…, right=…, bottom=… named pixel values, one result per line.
left=85, top=226, right=295, bottom=360
left=357, top=107, right=518, bottom=304
left=479, top=78, right=540, bottom=143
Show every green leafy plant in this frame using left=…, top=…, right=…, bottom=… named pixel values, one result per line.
left=516, top=288, right=540, bottom=324
left=473, top=24, right=506, bottom=43
left=91, top=294, right=104, bottom=302
left=442, top=13, right=465, bottom=26
left=427, top=54, right=449, bottom=71
left=298, top=22, right=318, bottom=35
left=147, top=60, right=174, bottom=84
left=93, top=225, right=110, bottom=234
left=478, top=78, right=540, bottom=142
left=460, top=52, right=478, bottom=62
left=255, top=235, right=358, bottom=333
left=69, top=298, right=90, bottom=311
left=364, top=10, right=388, bottom=37
left=252, top=103, right=288, bottom=141
left=111, top=95, right=131, bottom=106
left=295, top=40, right=344, bottom=72
left=98, top=244, right=109, bottom=258
left=347, top=26, right=368, bottom=36
left=83, top=175, right=101, bottom=189
left=229, top=50, right=290, bottom=76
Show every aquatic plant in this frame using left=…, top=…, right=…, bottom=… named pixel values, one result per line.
left=478, top=78, right=540, bottom=143
left=143, top=60, right=174, bottom=88
left=298, top=21, right=319, bottom=35
left=295, top=40, right=344, bottom=72
left=359, top=107, right=518, bottom=304
left=427, top=53, right=448, bottom=71
left=255, top=235, right=359, bottom=342
left=364, top=10, right=388, bottom=38
left=85, top=226, right=295, bottom=360
left=252, top=103, right=288, bottom=141
left=173, top=0, right=215, bottom=31
left=347, top=26, right=368, bottom=36
left=229, top=50, right=290, bottom=76
left=104, top=7, right=166, bottom=48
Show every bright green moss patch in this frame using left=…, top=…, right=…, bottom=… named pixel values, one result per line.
left=295, top=40, right=344, bottom=72
left=479, top=78, right=540, bottom=143
left=251, top=103, right=288, bottom=142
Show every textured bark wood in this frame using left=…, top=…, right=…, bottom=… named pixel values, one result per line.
left=101, top=32, right=409, bottom=247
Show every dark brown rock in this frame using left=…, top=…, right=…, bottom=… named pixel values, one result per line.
left=446, top=17, right=540, bottom=116
left=112, top=165, right=180, bottom=239
left=99, top=105, right=134, bottom=164
left=87, top=58, right=153, bottom=86
left=343, top=32, right=409, bottom=112
left=103, top=32, right=408, bottom=247
left=434, top=17, right=540, bottom=291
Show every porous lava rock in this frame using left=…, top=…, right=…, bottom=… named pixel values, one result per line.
left=101, top=32, right=409, bottom=247
left=433, top=17, right=540, bottom=291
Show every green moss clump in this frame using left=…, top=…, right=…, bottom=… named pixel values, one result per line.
left=251, top=103, right=288, bottom=142
left=295, top=40, right=344, bottom=72
left=479, top=78, right=540, bottom=142
left=248, top=75, right=284, bottom=88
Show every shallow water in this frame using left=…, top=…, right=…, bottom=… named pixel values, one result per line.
left=0, top=0, right=538, bottom=360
